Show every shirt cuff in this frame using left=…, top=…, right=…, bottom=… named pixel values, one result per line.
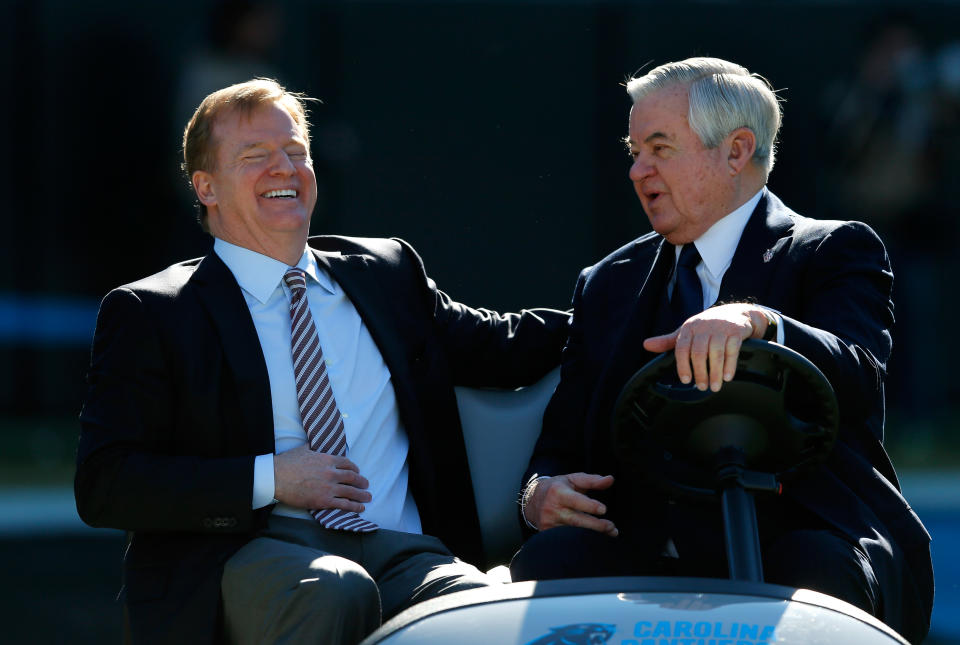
left=252, top=453, right=276, bottom=510
left=757, top=306, right=785, bottom=345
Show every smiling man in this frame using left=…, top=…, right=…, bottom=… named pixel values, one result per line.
left=511, top=58, right=933, bottom=644
left=75, top=79, right=568, bottom=645
left=190, top=97, right=318, bottom=265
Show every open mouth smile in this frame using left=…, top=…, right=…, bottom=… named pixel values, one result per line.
left=261, top=189, right=298, bottom=199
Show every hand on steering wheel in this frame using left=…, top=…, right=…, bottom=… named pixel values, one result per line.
left=643, top=303, right=773, bottom=392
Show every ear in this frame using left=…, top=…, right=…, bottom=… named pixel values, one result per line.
left=725, top=127, right=757, bottom=176
left=192, top=170, right=217, bottom=207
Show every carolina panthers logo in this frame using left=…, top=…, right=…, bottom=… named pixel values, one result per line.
left=525, top=623, right=616, bottom=645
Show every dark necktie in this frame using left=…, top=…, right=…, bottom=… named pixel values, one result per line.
left=284, top=268, right=377, bottom=532
left=670, top=243, right=704, bottom=329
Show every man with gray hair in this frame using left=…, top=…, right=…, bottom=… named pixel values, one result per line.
left=512, top=57, right=932, bottom=643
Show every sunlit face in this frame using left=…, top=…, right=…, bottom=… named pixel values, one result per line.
left=627, top=84, right=733, bottom=245
left=196, top=100, right=317, bottom=250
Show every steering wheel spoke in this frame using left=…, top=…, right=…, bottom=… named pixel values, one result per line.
left=612, top=339, right=840, bottom=582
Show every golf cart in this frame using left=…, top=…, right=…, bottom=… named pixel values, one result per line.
left=361, top=340, right=909, bottom=645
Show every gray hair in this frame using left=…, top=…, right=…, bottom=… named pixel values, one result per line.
left=626, top=57, right=782, bottom=176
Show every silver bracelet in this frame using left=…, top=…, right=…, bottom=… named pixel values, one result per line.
left=520, top=476, right=548, bottom=531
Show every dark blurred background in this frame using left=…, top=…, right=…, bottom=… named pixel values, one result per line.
left=1, top=0, right=958, bottom=642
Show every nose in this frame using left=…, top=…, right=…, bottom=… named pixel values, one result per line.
left=629, top=153, right=654, bottom=183
left=269, top=150, right=296, bottom=176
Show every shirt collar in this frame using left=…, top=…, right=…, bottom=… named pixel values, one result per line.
left=213, top=238, right=336, bottom=304
left=687, top=188, right=765, bottom=279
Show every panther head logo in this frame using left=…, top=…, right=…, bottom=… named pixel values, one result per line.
left=525, top=622, right=616, bottom=645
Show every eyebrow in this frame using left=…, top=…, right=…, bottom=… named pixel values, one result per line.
left=235, top=139, right=307, bottom=154
left=237, top=143, right=266, bottom=154
left=644, top=131, right=672, bottom=144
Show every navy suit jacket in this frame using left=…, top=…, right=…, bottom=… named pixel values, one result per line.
left=76, top=235, right=568, bottom=644
left=524, top=190, right=933, bottom=642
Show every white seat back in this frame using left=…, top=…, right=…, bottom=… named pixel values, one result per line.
left=454, top=367, right=560, bottom=567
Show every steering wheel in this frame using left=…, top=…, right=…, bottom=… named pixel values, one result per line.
left=611, top=339, right=839, bottom=502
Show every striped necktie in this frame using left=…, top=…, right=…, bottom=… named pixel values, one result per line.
left=284, top=268, right=377, bottom=532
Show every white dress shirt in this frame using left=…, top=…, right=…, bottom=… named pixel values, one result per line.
left=214, top=238, right=422, bottom=534
left=671, top=188, right=784, bottom=343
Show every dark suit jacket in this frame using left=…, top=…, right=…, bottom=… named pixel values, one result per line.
left=76, top=235, right=568, bottom=644
left=524, top=190, right=933, bottom=643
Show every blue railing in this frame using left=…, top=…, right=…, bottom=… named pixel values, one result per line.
left=0, top=295, right=99, bottom=346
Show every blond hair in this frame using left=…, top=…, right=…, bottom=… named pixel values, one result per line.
left=182, top=78, right=313, bottom=228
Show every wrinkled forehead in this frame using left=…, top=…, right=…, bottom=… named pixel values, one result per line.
left=211, top=101, right=309, bottom=151
left=224, top=98, right=305, bottom=130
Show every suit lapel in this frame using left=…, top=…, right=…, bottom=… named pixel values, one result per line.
left=311, top=249, right=414, bottom=397
left=718, top=189, right=795, bottom=304
left=596, top=237, right=675, bottom=405
left=627, top=237, right=675, bottom=340
left=190, top=253, right=274, bottom=453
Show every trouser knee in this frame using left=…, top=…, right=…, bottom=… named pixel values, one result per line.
left=511, top=526, right=632, bottom=581
left=763, top=529, right=879, bottom=617
left=295, top=556, right=381, bottom=636
left=223, top=550, right=381, bottom=645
